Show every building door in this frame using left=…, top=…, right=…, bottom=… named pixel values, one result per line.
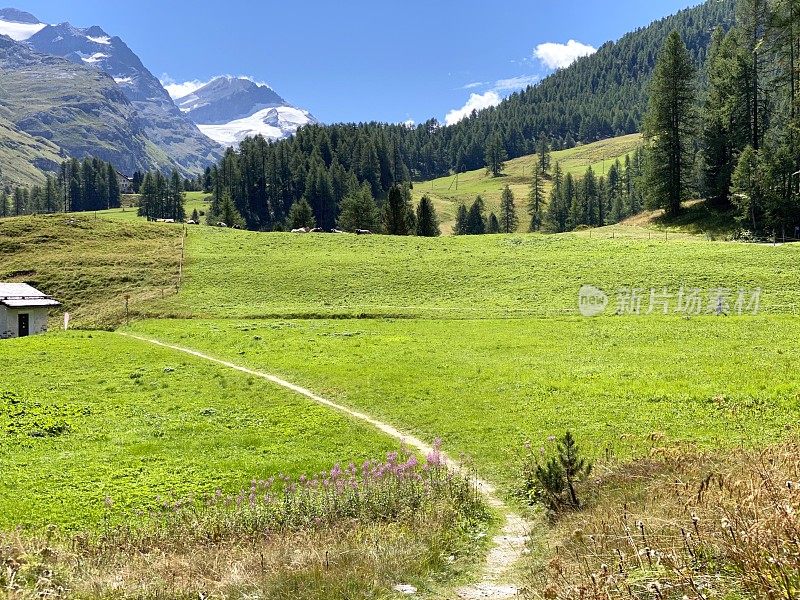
left=18, top=313, right=29, bottom=337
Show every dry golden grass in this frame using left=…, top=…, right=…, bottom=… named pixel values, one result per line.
left=526, top=440, right=800, bottom=600
left=1, top=516, right=470, bottom=599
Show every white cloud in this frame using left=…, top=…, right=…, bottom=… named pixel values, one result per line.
left=160, top=74, right=210, bottom=99
left=159, top=74, right=274, bottom=100
left=445, top=91, right=501, bottom=126
left=402, top=119, right=416, bottom=127
left=534, top=40, right=597, bottom=70
left=491, top=75, right=539, bottom=93
left=462, top=81, right=486, bottom=90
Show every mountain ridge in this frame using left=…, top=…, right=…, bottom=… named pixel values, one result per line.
left=176, top=76, right=316, bottom=147
left=27, top=20, right=222, bottom=174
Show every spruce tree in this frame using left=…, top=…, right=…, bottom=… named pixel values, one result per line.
left=415, top=195, right=441, bottom=237
left=383, top=184, right=412, bottom=235
left=107, top=164, right=121, bottom=209
left=454, top=203, right=469, bottom=235
left=338, top=183, right=380, bottom=232
left=465, top=196, right=487, bottom=234
left=644, top=31, right=698, bottom=216
left=499, top=184, right=519, bottom=233
left=528, top=168, right=544, bottom=232
left=488, top=212, right=500, bottom=233
left=484, top=134, right=508, bottom=178
left=288, top=197, right=316, bottom=229
left=170, top=170, right=186, bottom=221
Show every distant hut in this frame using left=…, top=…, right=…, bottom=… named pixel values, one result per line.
left=0, top=283, right=61, bottom=339
left=116, top=171, right=134, bottom=194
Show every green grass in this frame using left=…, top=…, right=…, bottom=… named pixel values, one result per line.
left=96, top=191, right=212, bottom=223
left=0, top=215, right=183, bottom=327
left=143, top=227, right=800, bottom=320
left=127, top=316, right=800, bottom=490
left=413, top=134, right=642, bottom=233
left=0, top=331, right=397, bottom=529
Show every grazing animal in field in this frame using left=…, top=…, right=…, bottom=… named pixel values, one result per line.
left=331, top=228, right=346, bottom=234
left=291, top=227, right=311, bottom=233
left=186, top=220, right=197, bottom=225
left=217, top=222, right=228, bottom=228
left=355, top=229, right=373, bottom=235
left=164, top=219, right=175, bottom=224
left=310, top=227, right=326, bottom=233
left=232, top=224, right=242, bottom=230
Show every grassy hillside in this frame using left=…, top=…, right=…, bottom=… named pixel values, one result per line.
left=413, top=134, right=642, bottom=233
left=0, top=115, right=64, bottom=188
left=140, top=226, right=800, bottom=320
left=0, top=215, right=184, bottom=327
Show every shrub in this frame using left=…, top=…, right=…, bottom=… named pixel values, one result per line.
left=519, top=431, right=592, bottom=512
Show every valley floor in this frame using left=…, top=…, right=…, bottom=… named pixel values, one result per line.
left=1, top=215, right=798, bottom=599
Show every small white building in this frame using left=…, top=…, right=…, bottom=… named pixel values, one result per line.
left=0, top=283, right=61, bottom=339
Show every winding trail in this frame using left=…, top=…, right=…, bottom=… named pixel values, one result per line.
left=119, top=332, right=530, bottom=599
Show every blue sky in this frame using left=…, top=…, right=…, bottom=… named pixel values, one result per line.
left=15, top=0, right=701, bottom=124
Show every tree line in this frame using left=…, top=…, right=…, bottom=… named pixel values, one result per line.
left=137, top=170, right=187, bottom=222
left=0, top=157, right=121, bottom=217
left=642, top=0, right=800, bottom=236
left=197, top=0, right=734, bottom=233
left=453, top=139, right=647, bottom=235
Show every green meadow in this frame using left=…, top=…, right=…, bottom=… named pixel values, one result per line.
left=144, top=226, right=800, bottom=320
left=0, top=331, right=396, bottom=529
left=128, top=316, right=800, bottom=488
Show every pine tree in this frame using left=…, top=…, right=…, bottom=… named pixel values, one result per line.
left=415, top=195, right=441, bottom=237
left=383, top=184, right=413, bottom=235
left=465, top=196, right=487, bottom=234
left=454, top=203, right=469, bottom=235
left=528, top=168, right=544, bottom=232
left=191, top=208, right=200, bottom=223
left=338, top=183, right=380, bottom=232
left=0, top=190, right=7, bottom=218
left=644, top=31, right=698, bottom=216
left=288, top=197, right=316, bottom=229
left=488, top=212, right=500, bottom=233
left=499, top=184, right=519, bottom=233
left=484, top=134, right=508, bottom=178
left=537, top=134, right=552, bottom=175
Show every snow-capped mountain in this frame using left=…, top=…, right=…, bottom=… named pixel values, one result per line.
left=175, top=76, right=317, bottom=147
left=25, top=18, right=221, bottom=174
left=0, top=8, right=45, bottom=41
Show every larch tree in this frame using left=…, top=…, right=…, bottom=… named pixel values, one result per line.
left=499, top=184, right=519, bottom=233
left=528, top=168, right=545, bottom=232
left=484, top=134, right=508, bottom=178
left=644, top=30, right=698, bottom=216
left=415, top=195, right=441, bottom=237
